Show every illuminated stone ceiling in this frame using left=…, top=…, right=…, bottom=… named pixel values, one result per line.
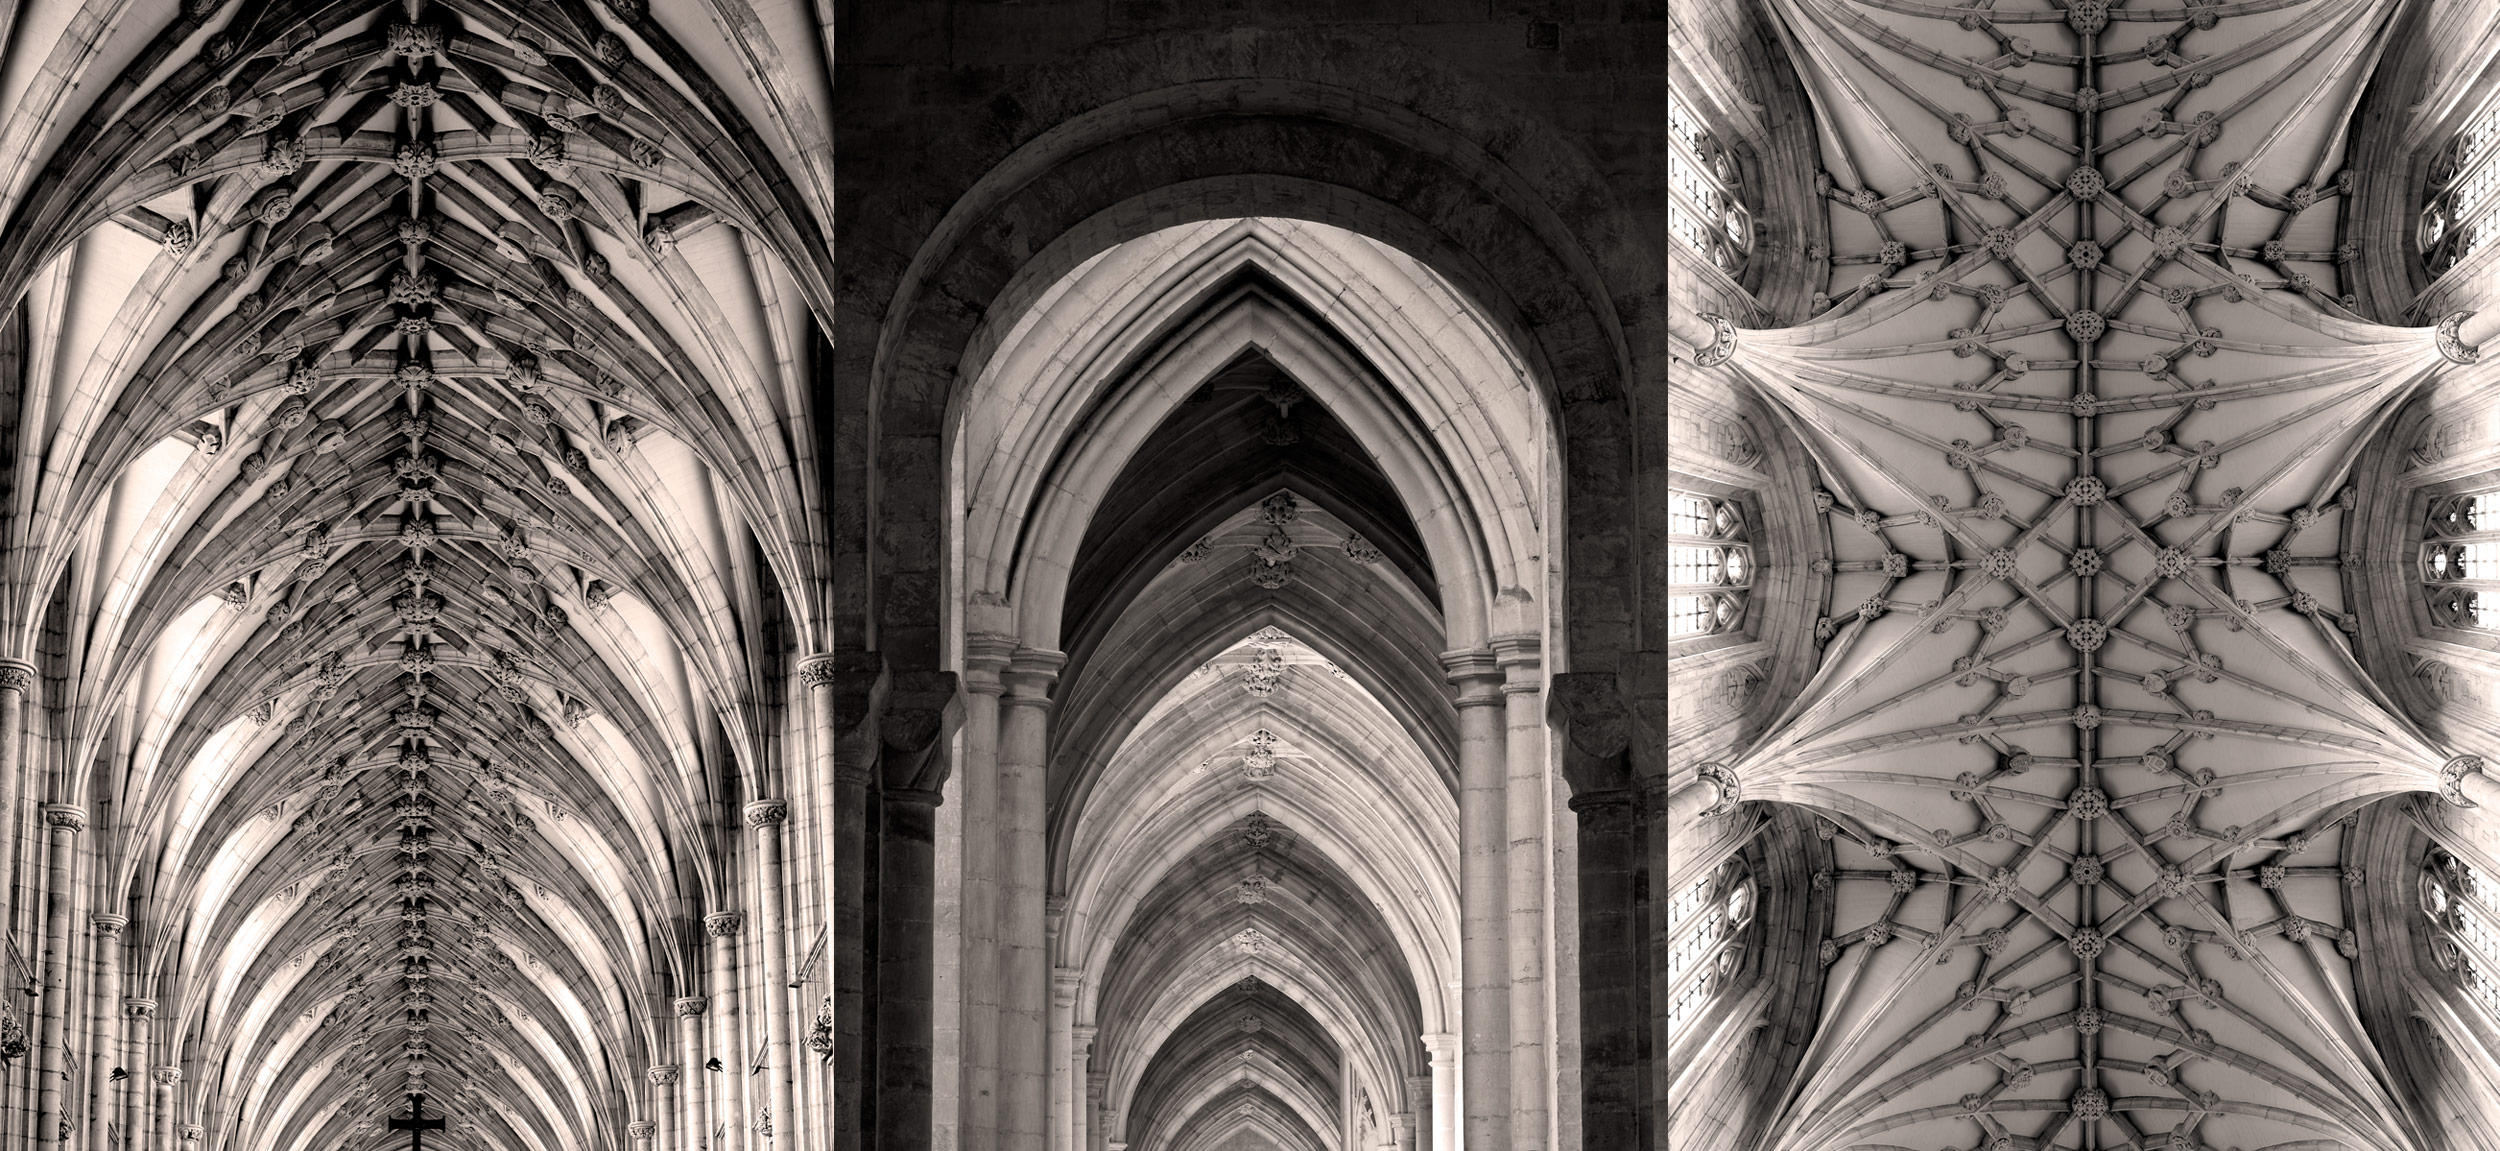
left=0, top=0, right=831, bottom=1145
left=1696, top=1, right=2480, bottom=1148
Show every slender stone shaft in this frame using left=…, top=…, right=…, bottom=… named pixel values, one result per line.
left=1442, top=650, right=1510, bottom=1149
left=995, top=650, right=1062, bottom=1145
left=1422, top=1034, right=1459, bottom=1151
left=747, top=803, right=799, bottom=1147
left=123, top=999, right=155, bottom=1151
left=1496, top=636, right=1549, bottom=1148
left=707, top=914, right=746, bottom=1151
left=650, top=1065, right=682, bottom=1151
left=1048, top=970, right=1079, bottom=1151
left=151, top=1068, right=178, bottom=1151
left=1402, top=1074, right=1431, bottom=1151
left=87, top=915, right=126, bottom=1151
left=956, top=637, right=1012, bottom=1151
left=675, top=1000, right=708, bottom=1151
left=34, top=806, right=85, bottom=1150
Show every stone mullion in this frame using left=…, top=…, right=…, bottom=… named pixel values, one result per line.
left=32, top=806, right=83, bottom=1151
left=744, top=802, right=796, bottom=1146
left=1440, top=649, right=1509, bottom=1150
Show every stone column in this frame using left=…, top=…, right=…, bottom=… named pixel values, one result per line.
left=34, top=805, right=85, bottom=1150
left=996, top=650, right=1063, bottom=1146
left=957, top=637, right=1012, bottom=1151
left=1494, top=636, right=1549, bottom=1148
left=746, top=802, right=798, bottom=1146
left=1070, top=1028, right=1096, bottom=1151
left=707, top=914, right=746, bottom=1151
left=631, top=1120, right=657, bottom=1151
left=124, top=1000, right=155, bottom=1151
left=875, top=672, right=957, bottom=1151
left=651, top=1066, right=682, bottom=1151
left=1552, top=675, right=1641, bottom=1151
left=1401, top=1075, right=1430, bottom=1151
left=150, top=1068, right=177, bottom=1151
left=0, top=660, right=31, bottom=889
left=1440, top=649, right=1510, bottom=1150
left=798, top=655, right=842, bottom=1151
left=87, top=915, right=127, bottom=1151
left=675, top=999, right=708, bottom=1151
left=829, top=652, right=884, bottom=1151
left=1421, top=1034, right=1459, bottom=1151
left=1048, top=969, right=1079, bottom=1151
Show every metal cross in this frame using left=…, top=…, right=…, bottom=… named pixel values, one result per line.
left=387, top=1093, right=445, bottom=1151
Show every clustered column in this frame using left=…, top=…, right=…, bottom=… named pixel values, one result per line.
left=675, top=998, right=708, bottom=1151
left=85, top=915, right=126, bottom=1151
left=33, top=805, right=85, bottom=1150
left=706, top=914, right=746, bottom=1149
left=745, top=802, right=798, bottom=1144
left=649, top=1064, right=681, bottom=1151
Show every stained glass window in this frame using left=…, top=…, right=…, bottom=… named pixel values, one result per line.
left=2427, top=849, right=2500, bottom=1021
left=1670, top=491, right=1753, bottom=639
left=1667, top=858, right=1755, bottom=1038
left=1669, top=89, right=1754, bottom=276
left=2423, top=490, right=2500, bottom=629
left=2423, top=87, right=2500, bottom=276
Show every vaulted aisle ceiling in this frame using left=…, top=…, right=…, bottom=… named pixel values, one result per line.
left=0, top=0, right=831, bottom=1147
left=1699, top=1, right=2480, bottom=1149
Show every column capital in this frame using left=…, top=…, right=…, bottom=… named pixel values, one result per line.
left=964, top=633, right=1019, bottom=689
left=648, top=1064, right=680, bottom=1085
left=1420, top=1033, right=1460, bottom=1061
left=124, top=997, right=157, bottom=1018
left=1490, top=632, right=1540, bottom=667
left=43, top=804, right=87, bottom=833
left=1438, top=648, right=1504, bottom=704
left=1072, top=1023, right=1098, bottom=1057
left=798, top=654, right=839, bottom=689
left=152, top=1067, right=181, bottom=1085
left=0, top=658, right=34, bottom=693
left=91, top=913, right=129, bottom=936
left=2442, top=753, right=2489, bottom=806
left=629, top=1121, right=657, bottom=1139
left=1003, top=648, right=1066, bottom=704
left=181, top=1124, right=202, bottom=1142
left=743, top=799, right=789, bottom=828
left=704, top=912, right=744, bottom=937
left=1052, top=966, right=1084, bottom=999
left=673, top=996, right=707, bottom=1016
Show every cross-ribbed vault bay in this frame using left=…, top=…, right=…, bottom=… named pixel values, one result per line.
left=1668, top=1, right=2500, bottom=1150
left=0, top=0, right=838, bottom=1149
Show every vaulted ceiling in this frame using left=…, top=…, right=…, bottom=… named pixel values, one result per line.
left=1702, top=0, right=2481, bottom=1148
left=0, top=0, right=830, bottom=1146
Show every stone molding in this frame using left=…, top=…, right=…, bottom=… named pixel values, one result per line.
left=704, top=912, right=744, bottom=938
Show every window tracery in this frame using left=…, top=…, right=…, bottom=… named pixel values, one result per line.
left=1668, top=88, right=1754, bottom=276
left=2423, top=86, right=2500, bottom=277
left=1666, top=858, right=1755, bottom=1038
left=2423, top=489, right=2500, bottom=630
left=2426, top=848, right=2500, bottom=1020
left=1669, top=490, right=1753, bottom=639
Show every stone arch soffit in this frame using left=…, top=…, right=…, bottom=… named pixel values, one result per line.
left=1144, top=1072, right=1335, bottom=1151
left=958, top=218, right=1541, bottom=626
left=1097, top=942, right=1413, bottom=1146
left=973, top=286, right=1516, bottom=658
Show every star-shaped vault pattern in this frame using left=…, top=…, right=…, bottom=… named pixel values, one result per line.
left=1693, top=1, right=2481, bottom=1149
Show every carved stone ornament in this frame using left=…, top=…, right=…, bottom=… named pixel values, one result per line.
left=704, top=912, right=744, bottom=937
left=1230, top=928, right=1269, bottom=955
left=674, top=996, right=706, bottom=1017
left=744, top=800, right=789, bottom=827
left=2438, top=311, right=2482, bottom=365
left=1696, top=762, right=1740, bottom=817
left=2441, top=754, right=2487, bottom=807
left=1693, top=312, right=1738, bottom=367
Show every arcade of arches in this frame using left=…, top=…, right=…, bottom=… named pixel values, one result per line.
left=0, top=4, right=1666, bottom=1151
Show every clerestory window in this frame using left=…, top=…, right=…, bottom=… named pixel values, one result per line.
left=1670, top=490, right=1753, bottom=639
left=2425, top=848, right=2500, bottom=1021
left=2423, top=489, right=2500, bottom=630
left=1666, top=857, right=1755, bottom=1038
left=1669, top=88, right=1754, bottom=277
left=2422, top=85, right=2500, bottom=277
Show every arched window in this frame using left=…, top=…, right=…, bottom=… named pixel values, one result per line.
left=2422, top=86, right=2500, bottom=277
left=1668, top=88, right=1754, bottom=277
left=1666, top=857, right=1755, bottom=1037
left=2423, top=488, right=2500, bottom=630
left=2425, top=847, right=2500, bottom=1020
left=1670, top=490, right=1753, bottom=639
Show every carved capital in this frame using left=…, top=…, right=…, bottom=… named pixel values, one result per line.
left=798, top=655, right=838, bottom=690
left=2442, top=754, right=2487, bottom=807
left=153, top=1067, right=181, bottom=1086
left=629, top=1122, right=656, bottom=1139
left=1694, top=312, right=1740, bottom=367
left=42, top=805, right=87, bottom=833
left=1002, top=648, right=1067, bottom=705
left=1549, top=673, right=1632, bottom=798
left=672, top=996, right=706, bottom=1017
left=1438, top=648, right=1505, bottom=706
left=704, top=912, right=744, bottom=938
left=124, top=998, right=158, bottom=1018
left=2438, top=311, right=2481, bottom=365
left=648, top=1064, right=680, bottom=1085
left=743, top=800, right=788, bottom=829
left=1697, top=762, right=1742, bottom=817
left=0, top=659, right=35, bottom=694
left=91, top=914, right=128, bottom=937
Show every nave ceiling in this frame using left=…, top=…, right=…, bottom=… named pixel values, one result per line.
left=0, top=0, right=832, bottom=1146
left=1678, top=0, right=2500, bottom=1149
